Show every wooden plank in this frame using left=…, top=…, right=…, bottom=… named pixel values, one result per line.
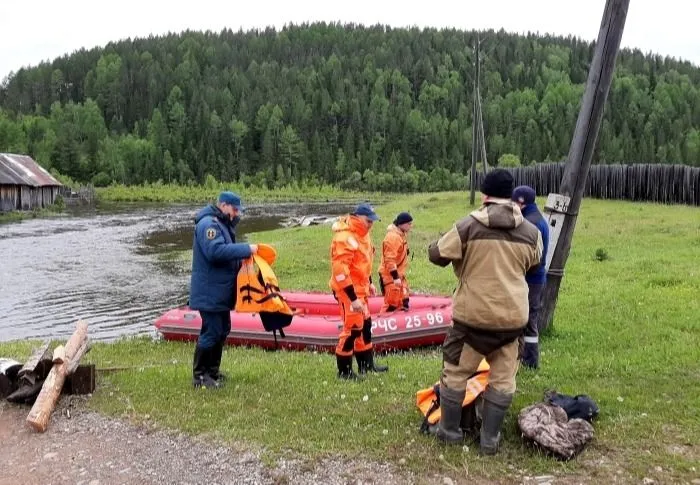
left=17, top=340, right=51, bottom=385
left=65, top=364, right=96, bottom=395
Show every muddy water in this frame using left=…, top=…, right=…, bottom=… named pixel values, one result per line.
left=0, top=202, right=350, bottom=343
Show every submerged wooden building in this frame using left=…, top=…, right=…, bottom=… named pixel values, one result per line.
left=0, top=153, right=63, bottom=212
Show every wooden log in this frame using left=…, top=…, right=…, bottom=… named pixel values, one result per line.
left=52, top=345, right=66, bottom=365
left=26, top=321, right=89, bottom=432
left=67, top=339, right=91, bottom=374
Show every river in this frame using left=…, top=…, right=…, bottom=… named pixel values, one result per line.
left=0, top=202, right=349, bottom=343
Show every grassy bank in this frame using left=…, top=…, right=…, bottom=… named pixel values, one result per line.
left=96, top=181, right=379, bottom=203
left=2, top=193, right=699, bottom=483
left=0, top=205, right=64, bottom=225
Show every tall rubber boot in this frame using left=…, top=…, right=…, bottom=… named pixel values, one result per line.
left=521, top=337, right=539, bottom=369
left=460, top=396, right=482, bottom=443
left=209, top=341, right=228, bottom=384
left=480, top=387, right=513, bottom=455
left=355, top=349, right=388, bottom=374
left=192, top=346, right=220, bottom=389
left=435, top=385, right=466, bottom=445
left=336, top=354, right=360, bottom=380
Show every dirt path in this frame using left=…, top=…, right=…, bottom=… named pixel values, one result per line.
left=3, top=397, right=663, bottom=485
left=0, top=398, right=454, bottom=485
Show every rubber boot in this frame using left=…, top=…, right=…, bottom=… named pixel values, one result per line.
left=355, top=349, right=388, bottom=374
left=520, top=340, right=539, bottom=369
left=209, top=341, right=228, bottom=384
left=435, top=385, right=466, bottom=445
left=479, top=387, right=513, bottom=455
left=460, top=397, right=482, bottom=443
left=336, top=354, right=360, bottom=381
left=192, top=346, right=220, bottom=389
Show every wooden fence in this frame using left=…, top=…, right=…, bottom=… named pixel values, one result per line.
left=473, top=163, right=700, bottom=206
left=58, top=185, right=96, bottom=205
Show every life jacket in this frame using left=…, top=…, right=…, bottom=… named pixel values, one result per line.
left=236, top=244, right=293, bottom=346
left=416, top=359, right=490, bottom=432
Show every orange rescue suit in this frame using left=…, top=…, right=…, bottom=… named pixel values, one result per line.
left=329, top=215, right=375, bottom=356
left=379, top=224, right=410, bottom=311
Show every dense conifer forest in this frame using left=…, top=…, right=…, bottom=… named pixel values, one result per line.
left=1, top=23, right=699, bottom=190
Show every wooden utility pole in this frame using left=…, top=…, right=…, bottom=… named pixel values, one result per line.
left=539, top=0, right=630, bottom=331
left=477, top=90, right=488, bottom=172
left=469, top=34, right=483, bottom=206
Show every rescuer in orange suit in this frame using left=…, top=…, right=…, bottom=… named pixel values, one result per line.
left=379, top=212, right=413, bottom=312
left=329, top=203, right=389, bottom=379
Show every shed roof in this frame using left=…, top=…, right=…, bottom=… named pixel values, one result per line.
left=0, top=153, right=62, bottom=187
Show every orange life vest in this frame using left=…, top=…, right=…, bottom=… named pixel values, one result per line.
left=416, top=359, right=490, bottom=429
left=236, top=244, right=293, bottom=343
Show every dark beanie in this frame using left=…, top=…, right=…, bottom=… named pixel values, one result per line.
left=394, top=212, right=413, bottom=226
left=480, top=169, right=514, bottom=199
left=512, top=185, right=536, bottom=205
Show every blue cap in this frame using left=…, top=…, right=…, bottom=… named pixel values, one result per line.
left=512, top=185, right=536, bottom=205
left=353, top=203, right=380, bottom=221
left=218, top=191, right=245, bottom=212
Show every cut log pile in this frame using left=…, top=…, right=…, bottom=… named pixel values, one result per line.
left=0, top=320, right=94, bottom=433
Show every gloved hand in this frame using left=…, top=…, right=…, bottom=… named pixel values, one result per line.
left=350, top=299, right=365, bottom=313
left=369, top=284, right=377, bottom=296
left=393, top=278, right=402, bottom=286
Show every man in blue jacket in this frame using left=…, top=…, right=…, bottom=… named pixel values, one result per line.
left=189, top=191, right=258, bottom=389
left=512, top=185, right=549, bottom=369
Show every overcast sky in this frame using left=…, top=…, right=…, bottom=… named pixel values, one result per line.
left=1, top=0, right=697, bottom=82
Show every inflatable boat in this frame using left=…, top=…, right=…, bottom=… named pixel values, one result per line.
left=154, top=291, right=452, bottom=352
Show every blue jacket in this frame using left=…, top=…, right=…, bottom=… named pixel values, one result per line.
left=189, top=205, right=252, bottom=311
left=522, top=203, right=550, bottom=285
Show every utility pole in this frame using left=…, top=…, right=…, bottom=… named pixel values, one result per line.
left=477, top=90, right=488, bottom=172
left=469, top=34, right=482, bottom=206
left=539, top=0, right=630, bottom=331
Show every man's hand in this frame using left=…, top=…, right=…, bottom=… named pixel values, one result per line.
left=250, top=244, right=258, bottom=254
left=350, top=299, right=365, bottom=313
left=369, top=284, right=377, bottom=296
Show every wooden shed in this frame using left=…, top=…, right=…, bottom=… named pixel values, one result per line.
left=0, top=153, right=63, bottom=212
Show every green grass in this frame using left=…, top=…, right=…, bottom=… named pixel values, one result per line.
left=0, top=206, right=64, bottom=224
left=2, top=193, right=699, bottom=483
left=96, top=181, right=381, bottom=203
